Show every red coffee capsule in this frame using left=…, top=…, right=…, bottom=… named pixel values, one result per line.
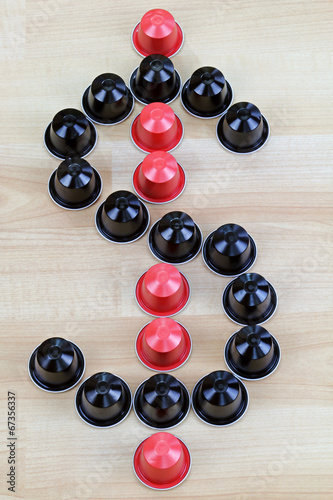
left=135, top=263, right=190, bottom=317
left=130, top=102, right=184, bottom=153
left=136, top=317, right=192, bottom=371
left=133, top=432, right=191, bottom=490
left=131, top=9, right=184, bottom=58
left=132, top=151, right=186, bottom=204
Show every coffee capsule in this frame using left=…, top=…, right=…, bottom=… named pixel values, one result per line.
left=135, top=263, right=190, bottom=317
left=44, top=108, right=97, bottom=159
left=224, top=325, right=281, bottom=380
left=28, top=337, right=85, bottom=392
left=133, top=432, right=191, bottom=489
left=192, top=370, right=249, bottom=426
left=48, top=157, right=102, bottom=210
left=222, top=272, right=278, bottom=325
left=95, top=190, right=150, bottom=243
left=75, top=372, right=132, bottom=427
left=130, top=54, right=181, bottom=105
left=148, top=211, right=202, bottom=264
left=181, top=66, right=233, bottom=119
left=202, top=223, right=257, bottom=276
left=82, top=73, right=134, bottom=125
left=217, top=101, right=269, bottom=154
left=136, top=317, right=192, bottom=371
left=132, top=151, right=186, bottom=204
left=132, top=9, right=184, bottom=58
left=130, top=102, right=183, bottom=153
left=134, top=373, right=190, bottom=429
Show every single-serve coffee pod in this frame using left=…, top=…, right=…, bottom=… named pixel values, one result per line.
left=44, top=108, right=97, bottom=159
left=133, top=432, right=191, bottom=490
left=224, top=325, right=281, bottom=380
left=95, top=190, right=150, bottom=243
left=192, top=370, right=249, bottom=426
left=48, top=157, right=102, bottom=210
left=136, top=317, right=192, bottom=371
left=217, top=101, right=269, bottom=154
left=130, top=54, right=181, bottom=105
left=130, top=102, right=183, bottom=153
left=135, top=263, right=190, bottom=317
left=132, top=151, right=186, bottom=204
left=202, top=223, right=257, bottom=276
left=181, top=66, right=233, bottom=119
left=28, top=337, right=85, bottom=392
left=222, top=272, right=278, bottom=325
left=82, top=72, right=134, bottom=125
left=75, top=372, right=132, bottom=427
left=148, top=211, right=202, bottom=264
left=131, top=9, right=184, bottom=58
left=134, top=373, right=190, bottom=429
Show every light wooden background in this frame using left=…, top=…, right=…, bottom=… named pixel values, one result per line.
left=0, top=0, right=332, bottom=498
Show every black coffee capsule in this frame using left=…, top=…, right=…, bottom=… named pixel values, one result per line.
left=48, top=157, right=102, bottom=210
left=28, top=337, right=85, bottom=392
left=95, top=190, right=150, bottom=243
left=148, top=211, right=202, bottom=264
left=222, top=272, right=278, bottom=325
left=181, top=66, right=233, bottom=119
left=75, top=372, right=132, bottom=427
left=134, top=373, right=190, bottom=429
left=217, top=101, right=269, bottom=153
left=130, top=54, right=181, bottom=105
left=202, top=223, right=257, bottom=276
left=82, top=73, right=134, bottom=125
left=44, top=108, right=97, bottom=159
left=224, top=325, right=281, bottom=380
left=192, top=370, right=249, bottom=426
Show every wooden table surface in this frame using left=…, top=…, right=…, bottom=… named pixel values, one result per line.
left=1, top=0, right=332, bottom=498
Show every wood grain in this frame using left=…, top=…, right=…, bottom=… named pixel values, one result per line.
left=0, top=0, right=332, bottom=498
